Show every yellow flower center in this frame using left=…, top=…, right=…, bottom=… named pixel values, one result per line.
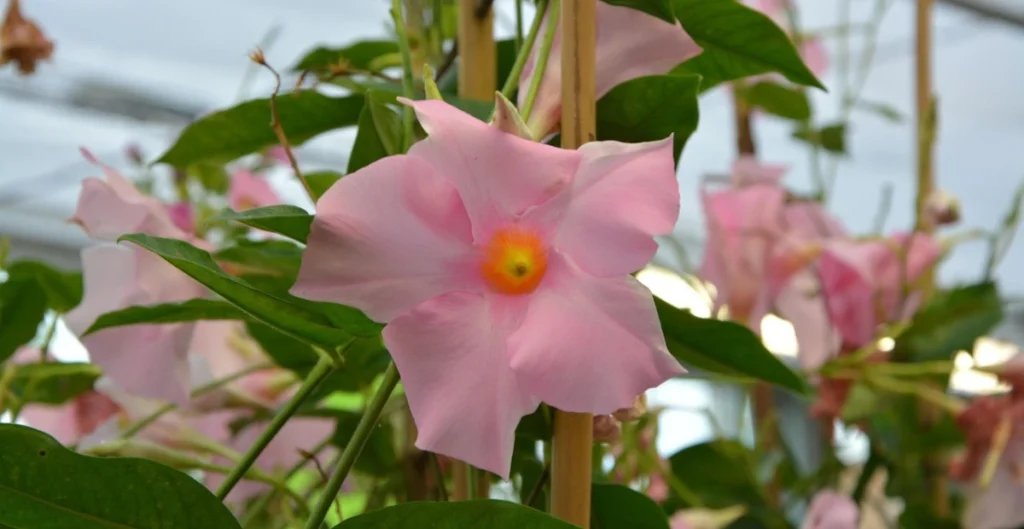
left=481, top=226, right=547, bottom=295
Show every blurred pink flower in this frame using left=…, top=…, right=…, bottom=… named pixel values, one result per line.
left=230, top=169, right=281, bottom=211
left=167, top=202, right=195, bottom=234
left=801, top=490, right=858, bottom=529
left=669, top=513, right=694, bottom=529
left=518, top=1, right=701, bottom=138
left=291, top=99, right=683, bottom=477
left=817, top=233, right=940, bottom=348
left=265, top=146, right=290, bottom=165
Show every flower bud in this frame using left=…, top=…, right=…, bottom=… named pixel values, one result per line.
left=613, top=393, right=648, bottom=422
left=592, top=414, right=622, bottom=444
left=925, top=188, right=961, bottom=226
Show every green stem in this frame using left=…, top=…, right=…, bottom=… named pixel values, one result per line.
left=514, top=0, right=524, bottom=56
left=519, top=0, right=560, bottom=122
left=391, top=0, right=417, bottom=152
left=216, top=357, right=334, bottom=500
left=304, top=363, right=401, bottom=529
left=241, top=438, right=332, bottom=528
left=501, top=0, right=548, bottom=99
left=468, top=465, right=479, bottom=499
left=429, top=452, right=449, bottom=501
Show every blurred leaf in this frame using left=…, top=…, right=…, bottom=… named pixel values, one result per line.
left=5, top=260, right=82, bottom=313
left=0, top=278, right=47, bottom=363
left=0, top=424, right=241, bottom=528
left=854, top=99, right=904, bottom=123
left=119, top=234, right=351, bottom=349
left=672, top=0, right=823, bottom=89
left=656, top=297, right=808, bottom=394
left=190, top=162, right=230, bottom=194
left=596, top=74, right=701, bottom=161
left=214, top=239, right=303, bottom=278
left=744, top=81, right=810, bottom=121
left=83, top=299, right=248, bottom=336
left=592, top=483, right=670, bottom=529
left=156, top=92, right=363, bottom=168
left=897, top=282, right=1002, bottom=362
left=516, top=404, right=553, bottom=441
left=213, top=206, right=313, bottom=243
left=839, top=382, right=880, bottom=424
left=348, top=91, right=403, bottom=173
left=668, top=440, right=762, bottom=508
left=330, top=410, right=398, bottom=476
left=601, top=0, right=674, bottom=23
left=8, top=362, right=101, bottom=405
left=292, top=40, right=400, bottom=72
left=792, top=123, right=846, bottom=154
left=306, top=170, right=345, bottom=200
left=331, top=500, right=578, bottom=528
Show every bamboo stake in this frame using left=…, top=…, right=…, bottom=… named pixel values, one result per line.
left=451, top=0, right=496, bottom=501
left=551, top=0, right=596, bottom=526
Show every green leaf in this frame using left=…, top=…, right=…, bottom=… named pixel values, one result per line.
left=83, top=299, right=249, bottom=336
left=7, top=362, right=101, bottom=405
left=596, top=74, right=701, bottom=161
left=306, top=170, right=345, bottom=200
left=743, top=81, right=811, bottom=121
left=0, top=424, right=241, bottom=528
left=839, top=382, right=880, bottom=423
left=854, top=99, right=904, bottom=123
left=655, top=297, right=808, bottom=394
left=0, top=278, right=47, bottom=363
left=331, top=500, right=579, bottom=528
left=190, top=162, right=230, bottom=194
left=156, top=92, right=363, bottom=168
left=350, top=79, right=495, bottom=122
left=348, top=92, right=403, bottom=173
left=672, top=0, right=823, bottom=89
left=119, top=234, right=351, bottom=349
left=792, top=123, right=846, bottom=154
left=212, top=205, right=313, bottom=243
left=5, top=260, right=82, bottom=313
left=214, top=239, right=303, bottom=278
left=897, top=282, right=1003, bottom=363
left=292, top=40, right=400, bottom=72
left=668, top=439, right=763, bottom=508
left=330, top=410, right=398, bottom=476
left=591, top=483, right=670, bottom=529
left=601, top=0, right=674, bottom=23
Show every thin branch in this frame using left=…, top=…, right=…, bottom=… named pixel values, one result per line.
left=524, top=462, right=550, bottom=508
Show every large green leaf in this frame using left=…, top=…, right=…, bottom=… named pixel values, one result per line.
left=83, top=299, right=249, bottom=336
left=655, top=297, right=808, bottom=394
left=7, top=362, right=101, bottom=405
left=156, top=92, right=363, bottom=168
left=214, top=239, right=303, bottom=278
left=331, top=500, right=579, bottom=528
left=292, top=40, right=400, bottom=72
left=348, top=91, right=403, bottom=173
left=212, top=205, right=314, bottom=243
left=4, top=260, right=82, bottom=313
left=672, top=0, right=823, bottom=89
left=596, top=74, right=701, bottom=161
left=0, top=277, right=47, bottom=363
left=601, top=0, right=675, bottom=23
left=0, top=424, right=241, bottom=528
left=119, top=234, right=351, bottom=349
left=306, top=170, right=345, bottom=201
left=742, top=81, right=811, bottom=121
left=591, top=483, right=670, bottom=529
left=897, top=281, right=1003, bottom=363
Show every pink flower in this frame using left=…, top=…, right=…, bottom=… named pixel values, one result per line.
left=291, top=99, right=684, bottom=477
left=264, top=146, right=290, bottom=165
left=230, top=169, right=281, bottom=211
left=817, top=233, right=940, bottom=348
left=166, top=202, right=195, bottom=234
left=518, top=2, right=701, bottom=138
left=801, top=490, right=858, bottom=529
left=669, top=514, right=694, bottom=529
left=66, top=149, right=209, bottom=405
left=960, top=436, right=1024, bottom=529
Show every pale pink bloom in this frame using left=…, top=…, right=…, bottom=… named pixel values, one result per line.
left=670, top=514, right=694, bottom=529
left=166, top=202, right=195, bottom=234
left=230, top=169, right=281, bottom=211
left=206, top=417, right=336, bottom=503
left=291, top=99, right=683, bottom=477
left=960, top=438, right=1024, bottom=529
left=817, top=233, right=941, bottom=348
left=518, top=2, right=701, bottom=138
left=800, top=490, right=858, bottom=529
left=66, top=149, right=209, bottom=405
left=265, top=146, right=290, bottom=165
left=592, top=414, right=622, bottom=443
left=699, top=177, right=786, bottom=327
left=731, top=155, right=786, bottom=186
left=188, top=321, right=290, bottom=410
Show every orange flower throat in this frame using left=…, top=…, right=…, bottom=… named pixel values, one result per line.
left=481, top=227, right=547, bottom=295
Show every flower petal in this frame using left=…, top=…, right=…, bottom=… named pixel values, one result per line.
left=962, top=440, right=1024, bottom=529
left=527, top=137, right=680, bottom=277
left=230, top=169, right=281, bottom=210
left=382, top=291, right=539, bottom=478
left=401, top=98, right=581, bottom=241
left=508, top=255, right=684, bottom=414
left=732, top=156, right=786, bottom=186
left=800, top=490, right=859, bottom=529
left=291, top=154, right=480, bottom=322
left=775, top=272, right=840, bottom=372
left=518, top=2, right=701, bottom=138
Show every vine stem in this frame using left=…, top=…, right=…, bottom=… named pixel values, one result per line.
left=216, top=357, right=334, bottom=500
left=500, top=0, right=549, bottom=99
left=304, top=363, right=401, bottom=529
left=519, top=0, right=561, bottom=123
left=391, top=0, right=417, bottom=152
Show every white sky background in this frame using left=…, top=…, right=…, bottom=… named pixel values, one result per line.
left=2, top=0, right=1023, bottom=458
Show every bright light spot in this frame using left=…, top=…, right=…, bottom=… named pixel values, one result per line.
left=760, top=314, right=798, bottom=357
left=636, top=265, right=711, bottom=318
left=949, top=337, right=1019, bottom=395
left=973, top=337, right=1019, bottom=367
left=877, top=337, right=895, bottom=352
left=954, top=351, right=974, bottom=370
